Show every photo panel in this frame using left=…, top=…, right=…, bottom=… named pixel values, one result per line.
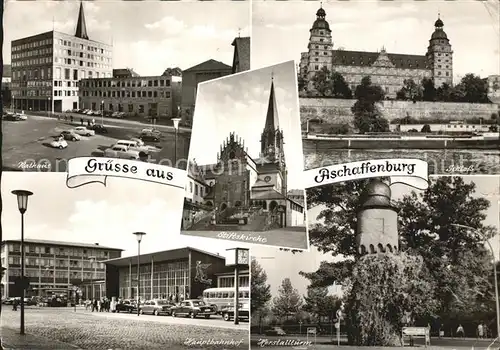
left=2, top=171, right=251, bottom=349
left=3, top=0, right=250, bottom=172
left=181, top=61, right=309, bottom=250
left=252, top=1, right=500, bottom=175
left=251, top=174, right=500, bottom=348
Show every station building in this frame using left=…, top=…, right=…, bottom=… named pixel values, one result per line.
left=9, top=2, right=113, bottom=113
left=104, top=247, right=249, bottom=301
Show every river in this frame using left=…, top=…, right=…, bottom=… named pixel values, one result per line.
left=303, top=148, right=500, bottom=174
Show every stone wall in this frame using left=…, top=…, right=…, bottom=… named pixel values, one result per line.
left=300, top=98, right=499, bottom=125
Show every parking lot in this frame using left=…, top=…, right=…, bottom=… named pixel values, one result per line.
left=2, top=114, right=191, bottom=172
left=2, top=307, right=248, bottom=349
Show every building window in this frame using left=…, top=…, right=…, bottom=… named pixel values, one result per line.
left=190, top=182, right=193, bottom=193
left=128, top=104, right=134, bottom=113
left=64, top=69, right=70, bottom=80
left=139, top=105, right=144, bottom=113
left=166, top=92, right=171, bottom=98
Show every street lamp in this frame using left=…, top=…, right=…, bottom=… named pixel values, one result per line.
left=452, top=223, right=500, bottom=338
left=172, top=114, right=181, bottom=168
left=133, top=232, right=146, bottom=316
left=12, top=94, right=15, bottom=113
left=11, top=189, right=34, bottom=335
left=101, top=100, right=104, bottom=126
left=225, top=248, right=250, bottom=325
left=89, top=256, right=97, bottom=300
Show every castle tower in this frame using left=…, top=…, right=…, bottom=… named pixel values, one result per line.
left=356, top=179, right=399, bottom=255
left=75, top=1, right=89, bottom=40
left=304, top=5, right=334, bottom=83
left=426, top=14, right=453, bottom=87
left=260, top=76, right=287, bottom=195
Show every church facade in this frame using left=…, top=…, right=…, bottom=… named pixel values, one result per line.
left=299, top=6, right=453, bottom=98
left=183, top=79, right=305, bottom=231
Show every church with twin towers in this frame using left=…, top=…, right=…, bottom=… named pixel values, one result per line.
left=299, top=5, right=454, bottom=98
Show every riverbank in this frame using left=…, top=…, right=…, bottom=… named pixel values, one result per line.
left=303, top=134, right=499, bottom=150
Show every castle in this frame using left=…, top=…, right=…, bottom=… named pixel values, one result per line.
left=299, top=6, right=453, bottom=98
left=356, top=179, right=399, bottom=255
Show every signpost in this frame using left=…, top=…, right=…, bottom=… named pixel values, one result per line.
left=306, top=327, right=317, bottom=345
left=225, top=248, right=250, bottom=325
left=402, top=327, right=430, bottom=347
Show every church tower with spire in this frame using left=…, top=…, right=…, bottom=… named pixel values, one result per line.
left=426, top=14, right=453, bottom=87
left=75, top=1, right=89, bottom=40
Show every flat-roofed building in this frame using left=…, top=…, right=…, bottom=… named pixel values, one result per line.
left=10, top=2, right=112, bottom=113
left=1, top=239, right=122, bottom=300
left=78, top=75, right=179, bottom=119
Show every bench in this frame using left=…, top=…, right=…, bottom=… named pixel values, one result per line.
left=402, top=327, right=430, bottom=347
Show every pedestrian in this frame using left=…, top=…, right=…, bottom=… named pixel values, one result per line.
left=139, top=151, right=149, bottom=162
left=70, top=116, right=74, bottom=123
left=80, top=117, right=84, bottom=125
left=12, top=299, right=18, bottom=311
left=477, top=323, right=484, bottom=339
left=87, top=120, right=91, bottom=127
left=97, top=299, right=101, bottom=312
left=93, top=299, right=97, bottom=312
left=456, top=324, right=464, bottom=338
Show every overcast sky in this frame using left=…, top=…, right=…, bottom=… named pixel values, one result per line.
left=2, top=173, right=253, bottom=258
left=189, top=61, right=304, bottom=189
left=252, top=1, right=500, bottom=82
left=3, top=1, right=250, bottom=75
left=254, top=175, right=499, bottom=297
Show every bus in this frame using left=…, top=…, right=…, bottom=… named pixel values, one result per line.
left=202, top=287, right=249, bottom=314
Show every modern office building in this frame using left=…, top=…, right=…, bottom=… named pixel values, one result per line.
left=1, top=239, right=122, bottom=299
left=10, top=2, right=113, bottom=113
left=78, top=75, right=179, bottom=119
left=104, top=247, right=249, bottom=302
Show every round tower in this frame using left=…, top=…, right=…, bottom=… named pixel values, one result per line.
left=305, top=5, right=334, bottom=84
left=426, top=14, right=453, bottom=87
left=356, top=179, right=399, bottom=255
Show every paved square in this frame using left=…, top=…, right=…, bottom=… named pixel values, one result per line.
left=2, top=307, right=248, bottom=349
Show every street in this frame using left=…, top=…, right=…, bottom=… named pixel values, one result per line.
left=250, top=334, right=500, bottom=349
left=2, top=114, right=191, bottom=172
left=2, top=307, right=248, bottom=349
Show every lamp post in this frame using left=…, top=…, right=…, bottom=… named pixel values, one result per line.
left=133, top=232, right=146, bottom=316
left=172, top=114, right=181, bottom=168
left=11, top=189, right=34, bottom=336
left=452, top=223, right=500, bottom=338
left=225, top=248, right=250, bottom=325
left=89, top=256, right=97, bottom=300
left=12, top=95, right=15, bottom=113
left=101, top=100, right=104, bottom=126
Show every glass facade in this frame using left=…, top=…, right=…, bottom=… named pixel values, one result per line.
left=118, top=260, right=190, bottom=301
left=218, top=276, right=250, bottom=288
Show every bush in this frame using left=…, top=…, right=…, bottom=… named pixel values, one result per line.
left=489, top=125, right=498, bottom=132
left=421, top=124, right=432, bottom=133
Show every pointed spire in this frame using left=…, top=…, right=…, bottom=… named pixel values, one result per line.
left=264, top=74, right=279, bottom=132
left=75, top=1, right=89, bottom=40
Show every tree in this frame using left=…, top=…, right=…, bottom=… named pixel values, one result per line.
left=298, top=75, right=307, bottom=95
left=303, top=286, right=342, bottom=323
left=395, top=79, right=423, bottom=101
left=302, top=177, right=496, bottom=321
left=251, top=258, right=271, bottom=314
left=455, top=74, right=490, bottom=103
left=346, top=253, right=436, bottom=346
left=272, top=278, right=303, bottom=320
left=331, top=72, right=352, bottom=99
left=351, top=76, right=388, bottom=133
left=312, top=67, right=332, bottom=97
left=421, top=124, right=431, bottom=133
left=422, top=77, right=437, bottom=101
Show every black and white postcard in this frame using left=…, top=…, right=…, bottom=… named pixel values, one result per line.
left=251, top=175, right=499, bottom=349
left=181, top=61, right=309, bottom=250
left=252, top=1, right=500, bottom=174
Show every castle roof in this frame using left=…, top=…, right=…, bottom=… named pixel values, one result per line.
left=331, top=50, right=429, bottom=70
left=184, top=59, right=232, bottom=73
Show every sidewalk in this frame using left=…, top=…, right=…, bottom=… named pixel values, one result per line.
left=1, top=327, right=81, bottom=350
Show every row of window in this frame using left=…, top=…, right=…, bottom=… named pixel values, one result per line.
left=13, top=89, right=52, bottom=98
left=11, top=57, right=53, bottom=68
left=54, top=68, right=112, bottom=81
left=82, top=90, right=171, bottom=99
left=6, top=243, right=110, bottom=258
left=188, top=180, right=208, bottom=197
left=217, top=276, right=250, bottom=288
left=62, top=49, right=109, bottom=62
left=81, top=79, right=172, bottom=89
left=54, top=57, right=111, bottom=70
left=7, top=256, right=106, bottom=269
left=12, top=47, right=53, bottom=60
left=8, top=269, right=105, bottom=280
left=13, top=68, right=52, bottom=80
left=11, top=81, right=53, bottom=88
left=56, top=39, right=110, bottom=55
left=119, top=261, right=189, bottom=275
left=12, top=38, right=53, bottom=51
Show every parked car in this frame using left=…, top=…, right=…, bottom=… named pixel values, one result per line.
left=139, top=299, right=176, bottom=316
left=171, top=299, right=216, bottom=319
left=3, top=113, right=20, bottom=121
left=88, top=124, right=108, bottom=134
left=140, top=131, right=161, bottom=142
left=114, top=140, right=150, bottom=153
left=73, top=126, right=95, bottom=137
left=141, top=128, right=161, bottom=136
left=104, top=145, right=140, bottom=160
left=220, top=303, right=250, bottom=321
left=129, top=138, right=145, bottom=147
left=60, top=131, right=81, bottom=141
left=115, top=300, right=136, bottom=313
left=15, top=113, right=28, bottom=120
left=85, top=110, right=94, bottom=115
left=111, top=112, right=119, bottom=118
left=264, top=327, right=287, bottom=336
left=2, top=297, right=18, bottom=305
left=49, top=138, right=68, bottom=149
left=116, top=112, right=126, bottom=118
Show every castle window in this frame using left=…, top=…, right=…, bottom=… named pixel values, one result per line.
left=315, top=52, right=318, bottom=56
left=315, top=65, right=319, bottom=70
left=320, top=31, right=324, bottom=35
left=446, top=72, right=449, bottom=76
left=324, top=46, right=328, bottom=49
left=229, top=151, right=236, bottom=159
left=445, top=65, right=449, bottom=68
left=438, top=65, right=442, bottom=68
left=438, top=72, right=442, bottom=76
left=324, top=52, right=327, bottom=55
left=315, top=58, right=319, bottom=62
left=320, top=39, right=324, bottom=42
